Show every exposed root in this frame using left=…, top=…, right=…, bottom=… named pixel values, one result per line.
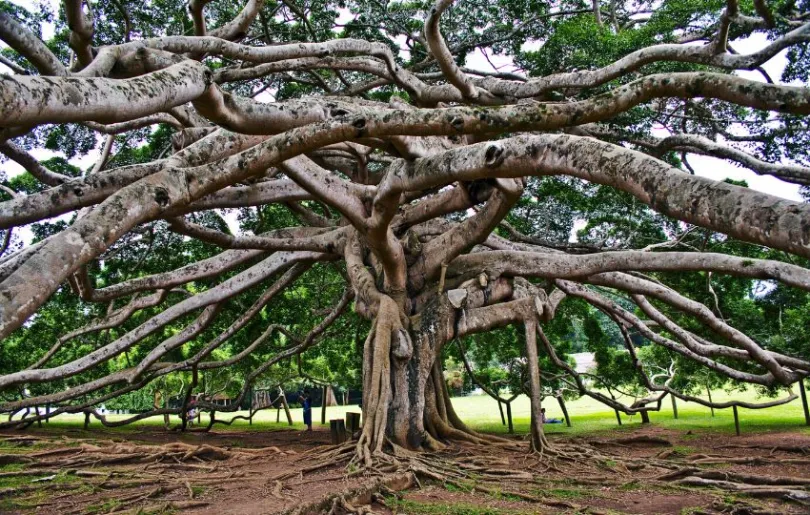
left=659, top=468, right=810, bottom=487
left=677, top=476, right=810, bottom=505
left=408, top=459, right=579, bottom=511
left=687, top=454, right=810, bottom=466
left=4, top=431, right=808, bottom=514
left=591, top=435, right=673, bottom=447
left=719, top=443, right=809, bottom=454
left=11, top=441, right=287, bottom=469
left=270, top=480, right=286, bottom=499
left=279, top=471, right=414, bottom=515
left=273, top=442, right=355, bottom=481
left=132, top=500, right=210, bottom=513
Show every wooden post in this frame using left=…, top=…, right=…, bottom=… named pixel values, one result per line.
left=671, top=394, right=679, bottom=420
left=614, top=409, right=623, bottom=426
left=330, top=419, right=347, bottom=444
left=321, top=385, right=328, bottom=425
left=732, top=405, right=740, bottom=436
left=505, top=401, right=514, bottom=434
left=497, top=400, right=506, bottom=426
left=799, top=379, right=810, bottom=427
left=345, top=412, right=361, bottom=433
left=556, top=396, right=571, bottom=427
left=278, top=387, right=293, bottom=425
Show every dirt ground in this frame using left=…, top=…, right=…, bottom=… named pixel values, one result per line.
left=1, top=424, right=809, bottom=514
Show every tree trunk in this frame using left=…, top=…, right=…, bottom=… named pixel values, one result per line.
left=524, top=318, right=547, bottom=452
left=163, top=394, right=170, bottom=428
left=733, top=405, right=741, bottom=436
left=671, top=394, right=679, bottom=419
left=358, top=294, right=487, bottom=461
left=385, top=298, right=448, bottom=450
left=640, top=409, right=650, bottom=424
left=497, top=399, right=506, bottom=426
left=356, top=297, right=400, bottom=464
left=324, top=385, right=338, bottom=407
left=321, top=385, right=327, bottom=425
left=506, top=401, right=514, bottom=434
left=557, top=396, right=571, bottom=427
left=279, top=387, right=292, bottom=426
left=799, top=379, right=809, bottom=426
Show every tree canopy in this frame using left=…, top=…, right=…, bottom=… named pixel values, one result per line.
left=1, top=0, right=810, bottom=459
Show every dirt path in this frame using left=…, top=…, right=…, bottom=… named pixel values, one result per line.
left=1, top=425, right=809, bottom=514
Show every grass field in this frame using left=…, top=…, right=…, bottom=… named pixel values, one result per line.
left=24, top=387, right=810, bottom=437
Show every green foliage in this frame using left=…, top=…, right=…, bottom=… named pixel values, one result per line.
left=2, top=0, right=809, bottom=419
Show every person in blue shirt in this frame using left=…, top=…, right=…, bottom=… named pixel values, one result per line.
left=299, top=393, right=312, bottom=431
left=541, top=408, right=562, bottom=424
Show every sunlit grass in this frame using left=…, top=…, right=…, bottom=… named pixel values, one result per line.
left=16, top=387, right=810, bottom=437
left=457, top=388, right=810, bottom=436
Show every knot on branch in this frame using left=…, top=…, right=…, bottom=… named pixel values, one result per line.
left=447, top=115, right=465, bottom=131
left=154, top=186, right=171, bottom=207
left=352, top=117, right=367, bottom=136
left=484, top=144, right=505, bottom=168
left=202, top=67, right=213, bottom=86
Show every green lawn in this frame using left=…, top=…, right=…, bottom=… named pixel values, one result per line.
left=456, top=389, right=810, bottom=436
left=23, top=387, right=810, bottom=437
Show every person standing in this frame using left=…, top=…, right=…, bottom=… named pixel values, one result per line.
left=300, top=393, right=312, bottom=431
left=186, top=400, right=197, bottom=427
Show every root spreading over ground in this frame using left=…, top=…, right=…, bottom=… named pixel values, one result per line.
left=1, top=425, right=809, bottom=514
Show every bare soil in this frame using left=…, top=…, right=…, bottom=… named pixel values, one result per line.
left=1, top=424, right=808, bottom=514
